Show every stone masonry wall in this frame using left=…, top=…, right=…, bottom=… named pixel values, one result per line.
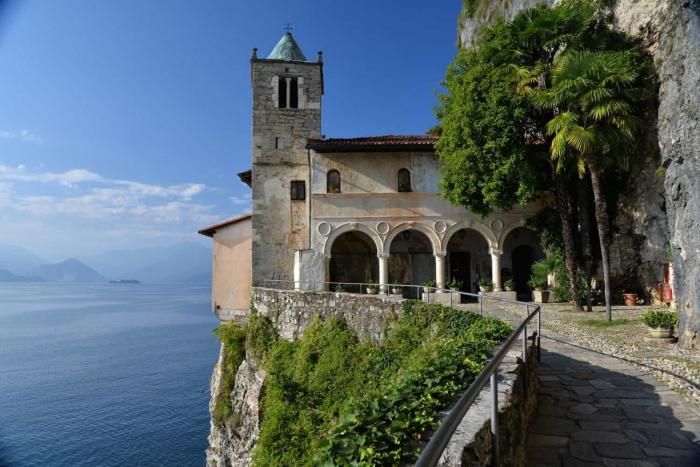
left=251, top=288, right=401, bottom=343
left=439, top=341, right=538, bottom=466
left=251, top=58, right=322, bottom=284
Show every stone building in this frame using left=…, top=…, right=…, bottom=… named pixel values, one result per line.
left=201, top=32, right=545, bottom=316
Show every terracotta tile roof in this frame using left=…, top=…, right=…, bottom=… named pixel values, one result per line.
left=307, top=135, right=438, bottom=152
left=198, top=213, right=252, bottom=237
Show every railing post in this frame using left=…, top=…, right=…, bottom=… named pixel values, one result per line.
left=522, top=321, right=528, bottom=398
left=479, top=293, right=483, bottom=316
left=537, top=306, right=542, bottom=362
left=490, top=372, right=500, bottom=467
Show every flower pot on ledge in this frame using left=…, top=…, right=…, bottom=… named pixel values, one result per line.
left=366, top=288, right=378, bottom=295
left=533, top=289, right=550, bottom=303
left=648, top=326, right=673, bottom=338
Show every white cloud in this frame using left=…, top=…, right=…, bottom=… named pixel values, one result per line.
left=0, top=129, right=42, bottom=144
left=0, top=164, right=218, bottom=224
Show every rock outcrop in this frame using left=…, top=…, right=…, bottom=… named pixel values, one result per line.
left=206, top=348, right=265, bottom=467
left=458, top=0, right=699, bottom=346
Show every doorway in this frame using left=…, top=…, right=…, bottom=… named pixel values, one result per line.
left=512, top=245, right=534, bottom=300
left=449, top=252, right=471, bottom=294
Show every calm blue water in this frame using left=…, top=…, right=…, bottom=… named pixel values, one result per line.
left=0, top=283, right=220, bottom=467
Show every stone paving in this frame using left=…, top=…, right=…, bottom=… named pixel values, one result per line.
left=527, top=333, right=700, bottom=466
left=458, top=303, right=700, bottom=466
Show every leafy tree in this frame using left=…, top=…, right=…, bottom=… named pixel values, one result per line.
left=437, top=1, right=601, bottom=309
left=533, top=50, right=648, bottom=319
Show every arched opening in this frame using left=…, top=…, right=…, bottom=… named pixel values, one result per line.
left=327, top=170, right=341, bottom=193
left=388, top=229, right=434, bottom=297
left=445, top=229, right=490, bottom=295
left=502, top=227, right=545, bottom=300
left=398, top=168, right=411, bottom=192
left=329, top=231, right=377, bottom=293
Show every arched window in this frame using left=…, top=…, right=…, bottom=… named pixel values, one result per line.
left=327, top=170, right=341, bottom=193
left=398, top=168, right=411, bottom=192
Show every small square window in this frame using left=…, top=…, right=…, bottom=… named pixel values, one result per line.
left=290, top=180, right=306, bottom=200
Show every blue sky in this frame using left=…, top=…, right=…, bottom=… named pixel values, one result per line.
left=0, top=0, right=460, bottom=260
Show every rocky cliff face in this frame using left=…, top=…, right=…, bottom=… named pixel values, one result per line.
left=206, top=349, right=264, bottom=467
left=458, top=0, right=699, bottom=346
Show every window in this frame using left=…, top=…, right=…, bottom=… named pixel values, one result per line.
left=278, top=76, right=299, bottom=109
left=290, top=180, right=305, bottom=200
left=290, top=77, right=299, bottom=108
left=398, top=168, right=411, bottom=192
left=278, top=77, right=287, bottom=108
left=327, top=170, right=341, bottom=193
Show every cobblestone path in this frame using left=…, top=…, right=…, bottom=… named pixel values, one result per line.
left=459, top=303, right=700, bottom=466
left=526, top=333, right=700, bottom=466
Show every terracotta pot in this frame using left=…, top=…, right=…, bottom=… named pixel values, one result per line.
left=505, top=286, right=513, bottom=292
left=623, top=293, right=640, bottom=306
left=366, top=288, right=378, bottom=295
left=648, top=326, right=673, bottom=338
left=422, top=287, right=430, bottom=293
left=479, top=286, right=492, bottom=293
left=391, top=288, right=402, bottom=295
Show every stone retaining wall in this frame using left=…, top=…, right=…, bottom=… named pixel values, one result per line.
left=440, top=341, right=539, bottom=466
left=251, top=288, right=403, bottom=343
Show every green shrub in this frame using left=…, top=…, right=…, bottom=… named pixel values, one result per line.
left=211, top=322, right=247, bottom=427
left=642, top=308, right=678, bottom=329
left=251, top=300, right=512, bottom=466
left=245, top=311, right=277, bottom=364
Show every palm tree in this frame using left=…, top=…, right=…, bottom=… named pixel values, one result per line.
left=533, top=50, right=645, bottom=320
left=480, top=1, right=598, bottom=310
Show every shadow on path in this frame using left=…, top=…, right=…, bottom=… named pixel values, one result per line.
left=526, top=337, right=700, bottom=466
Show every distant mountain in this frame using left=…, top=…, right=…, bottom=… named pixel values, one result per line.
left=86, top=242, right=211, bottom=283
left=0, top=244, right=46, bottom=276
left=31, top=258, right=107, bottom=283
left=0, top=268, right=45, bottom=282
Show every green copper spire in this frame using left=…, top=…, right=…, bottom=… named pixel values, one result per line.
left=267, top=32, right=308, bottom=61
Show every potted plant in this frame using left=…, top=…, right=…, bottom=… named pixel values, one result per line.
left=642, top=308, right=678, bottom=338
left=478, top=278, right=492, bottom=293
left=366, top=283, right=379, bottom=295
left=449, top=278, right=463, bottom=291
left=421, top=279, right=436, bottom=293
left=529, top=275, right=550, bottom=303
left=504, top=278, right=514, bottom=292
left=333, top=284, right=345, bottom=293
left=623, top=292, right=641, bottom=306
left=390, top=283, right=402, bottom=295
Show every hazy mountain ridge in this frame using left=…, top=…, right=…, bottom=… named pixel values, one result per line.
left=0, top=242, right=211, bottom=283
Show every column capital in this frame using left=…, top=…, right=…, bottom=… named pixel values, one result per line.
left=490, top=248, right=503, bottom=256
left=377, top=253, right=390, bottom=260
left=434, top=251, right=446, bottom=259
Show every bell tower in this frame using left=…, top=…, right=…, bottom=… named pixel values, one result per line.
left=250, top=32, right=323, bottom=283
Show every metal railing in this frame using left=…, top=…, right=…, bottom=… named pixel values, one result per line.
left=253, top=279, right=541, bottom=467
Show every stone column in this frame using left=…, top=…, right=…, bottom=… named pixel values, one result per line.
left=491, top=248, right=503, bottom=292
left=282, top=78, right=292, bottom=109
left=324, top=255, right=331, bottom=291
left=378, top=253, right=389, bottom=293
left=435, top=253, right=446, bottom=291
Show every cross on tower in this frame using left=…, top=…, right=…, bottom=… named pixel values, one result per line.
left=283, top=23, right=294, bottom=33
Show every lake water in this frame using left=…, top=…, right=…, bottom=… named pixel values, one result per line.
left=0, top=283, right=220, bottom=466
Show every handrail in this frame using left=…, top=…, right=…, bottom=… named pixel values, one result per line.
left=252, top=279, right=541, bottom=467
